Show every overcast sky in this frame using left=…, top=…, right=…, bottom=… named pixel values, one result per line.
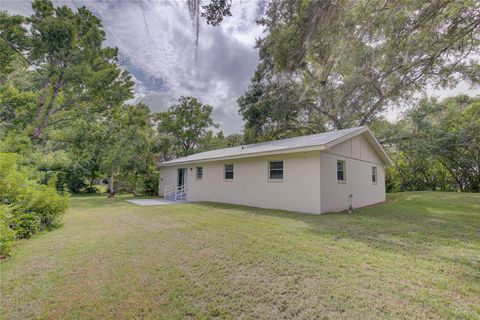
left=2, top=0, right=478, bottom=134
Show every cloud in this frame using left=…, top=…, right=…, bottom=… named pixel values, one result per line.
left=4, top=0, right=476, bottom=130
left=3, top=0, right=265, bottom=134
left=73, top=0, right=264, bottom=134
left=1, top=0, right=32, bottom=15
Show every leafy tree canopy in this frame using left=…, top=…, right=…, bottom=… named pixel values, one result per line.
left=1, top=0, right=134, bottom=141
left=239, top=0, right=480, bottom=133
left=375, top=95, right=480, bottom=193
left=155, top=96, right=218, bottom=158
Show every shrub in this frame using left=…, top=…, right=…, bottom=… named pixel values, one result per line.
left=9, top=212, right=41, bottom=239
left=115, top=166, right=159, bottom=197
left=0, top=153, right=69, bottom=256
left=0, top=222, right=16, bottom=258
left=63, top=169, right=87, bottom=193
left=83, top=185, right=99, bottom=193
left=0, top=206, right=16, bottom=258
left=27, top=184, right=69, bottom=229
left=144, top=170, right=160, bottom=196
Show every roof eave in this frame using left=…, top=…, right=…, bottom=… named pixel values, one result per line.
left=159, top=126, right=392, bottom=167
left=159, top=145, right=328, bottom=167
left=363, top=128, right=392, bottom=165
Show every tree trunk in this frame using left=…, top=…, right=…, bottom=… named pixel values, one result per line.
left=107, top=174, right=115, bottom=198
left=31, top=82, right=63, bottom=140
left=89, top=175, right=95, bottom=191
left=36, top=79, right=51, bottom=119
left=130, top=172, right=140, bottom=197
left=31, top=79, right=51, bottom=140
left=288, top=0, right=333, bottom=70
left=32, top=68, right=66, bottom=141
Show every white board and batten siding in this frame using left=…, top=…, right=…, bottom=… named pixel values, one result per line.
left=159, top=127, right=391, bottom=214
left=320, top=134, right=386, bottom=213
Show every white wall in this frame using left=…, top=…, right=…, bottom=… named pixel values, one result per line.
left=159, top=133, right=387, bottom=214
left=158, top=165, right=177, bottom=196
left=320, top=134, right=386, bottom=213
left=159, top=151, right=322, bottom=214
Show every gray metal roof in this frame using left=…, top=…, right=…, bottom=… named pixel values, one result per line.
left=160, top=126, right=393, bottom=166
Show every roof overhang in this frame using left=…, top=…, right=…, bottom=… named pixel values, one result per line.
left=159, top=126, right=392, bottom=167
left=159, top=145, right=328, bottom=167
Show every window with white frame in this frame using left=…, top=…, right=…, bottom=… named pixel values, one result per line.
left=337, top=160, right=346, bottom=182
left=372, top=166, right=377, bottom=184
left=196, top=166, right=203, bottom=179
left=224, top=164, right=234, bottom=180
left=269, top=160, right=283, bottom=180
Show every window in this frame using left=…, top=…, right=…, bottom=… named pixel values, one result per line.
left=372, top=166, right=377, bottom=184
left=269, top=161, right=283, bottom=180
left=337, top=160, right=346, bottom=182
left=196, top=167, right=203, bottom=179
left=224, top=164, right=234, bottom=180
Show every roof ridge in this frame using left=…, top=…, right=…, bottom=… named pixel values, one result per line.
left=161, top=126, right=371, bottom=165
left=240, top=126, right=365, bottom=149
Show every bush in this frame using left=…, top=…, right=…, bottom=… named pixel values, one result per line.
left=83, top=185, right=99, bottom=193
left=115, top=165, right=159, bottom=197
left=0, top=206, right=16, bottom=258
left=0, top=153, right=69, bottom=256
left=9, top=212, right=40, bottom=239
left=27, top=184, right=68, bottom=228
left=64, top=170, right=88, bottom=193
left=115, top=172, right=145, bottom=196
left=0, top=222, right=16, bottom=258
left=145, top=170, right=160, bottom=196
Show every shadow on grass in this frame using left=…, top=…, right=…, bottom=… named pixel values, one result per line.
left=193, top=192, right=480, bottom=258
left=67, top=192, right=480, bottom=284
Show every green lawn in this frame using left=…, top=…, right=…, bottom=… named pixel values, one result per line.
left=1, top=192, right=479, bottom=319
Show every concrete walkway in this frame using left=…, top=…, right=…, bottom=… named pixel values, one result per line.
left=126, top=199, right=188, bottom=206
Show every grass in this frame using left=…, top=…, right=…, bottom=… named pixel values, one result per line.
left=1, top=192, right=479, bottom=319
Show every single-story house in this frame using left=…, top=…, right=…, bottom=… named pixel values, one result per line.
left=158, top=126, right=391, bottom=214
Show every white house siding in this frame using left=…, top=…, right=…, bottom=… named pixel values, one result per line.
left=320, top=134, right=386, bottom=213
left=158, top=165, right=177, bottom=196
left=159, top=151, right=322, bottom=214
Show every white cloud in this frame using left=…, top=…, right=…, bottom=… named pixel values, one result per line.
left=3, top=0, right=478, bottom=131
left=3, top=0, right=264, bottom=134
left=84, top=0, right=265, bottom=134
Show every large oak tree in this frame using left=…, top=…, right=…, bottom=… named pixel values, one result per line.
left=238, top=0, right=480, bottom=137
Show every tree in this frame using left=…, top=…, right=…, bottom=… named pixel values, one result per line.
left=224, top=133, right=243, bottom=147
left=155, top=96, right=218, bottom=157
left=97, top=103, right=158, bottom=198
left=0, top=12, right=27, bottom=78
left=201, top=0, right=232, bottom=26
left=0, top=1, right=164, bottom=256
left=376, top=95, right=480, bottom=193
left=238, top=0, right=480, bottom=133
left=198, top=131, right=244, bottom=152
left=238, top=67, right=326, bottom=143
left=1, top=1, right=159, bottom=199
left=0, top=84, right=37, bottom=133
left=186, top=0, right=232, bottom=59
left=430, top=97, right=480, bottom=192
left=2, top=0, right=134, bottom=141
